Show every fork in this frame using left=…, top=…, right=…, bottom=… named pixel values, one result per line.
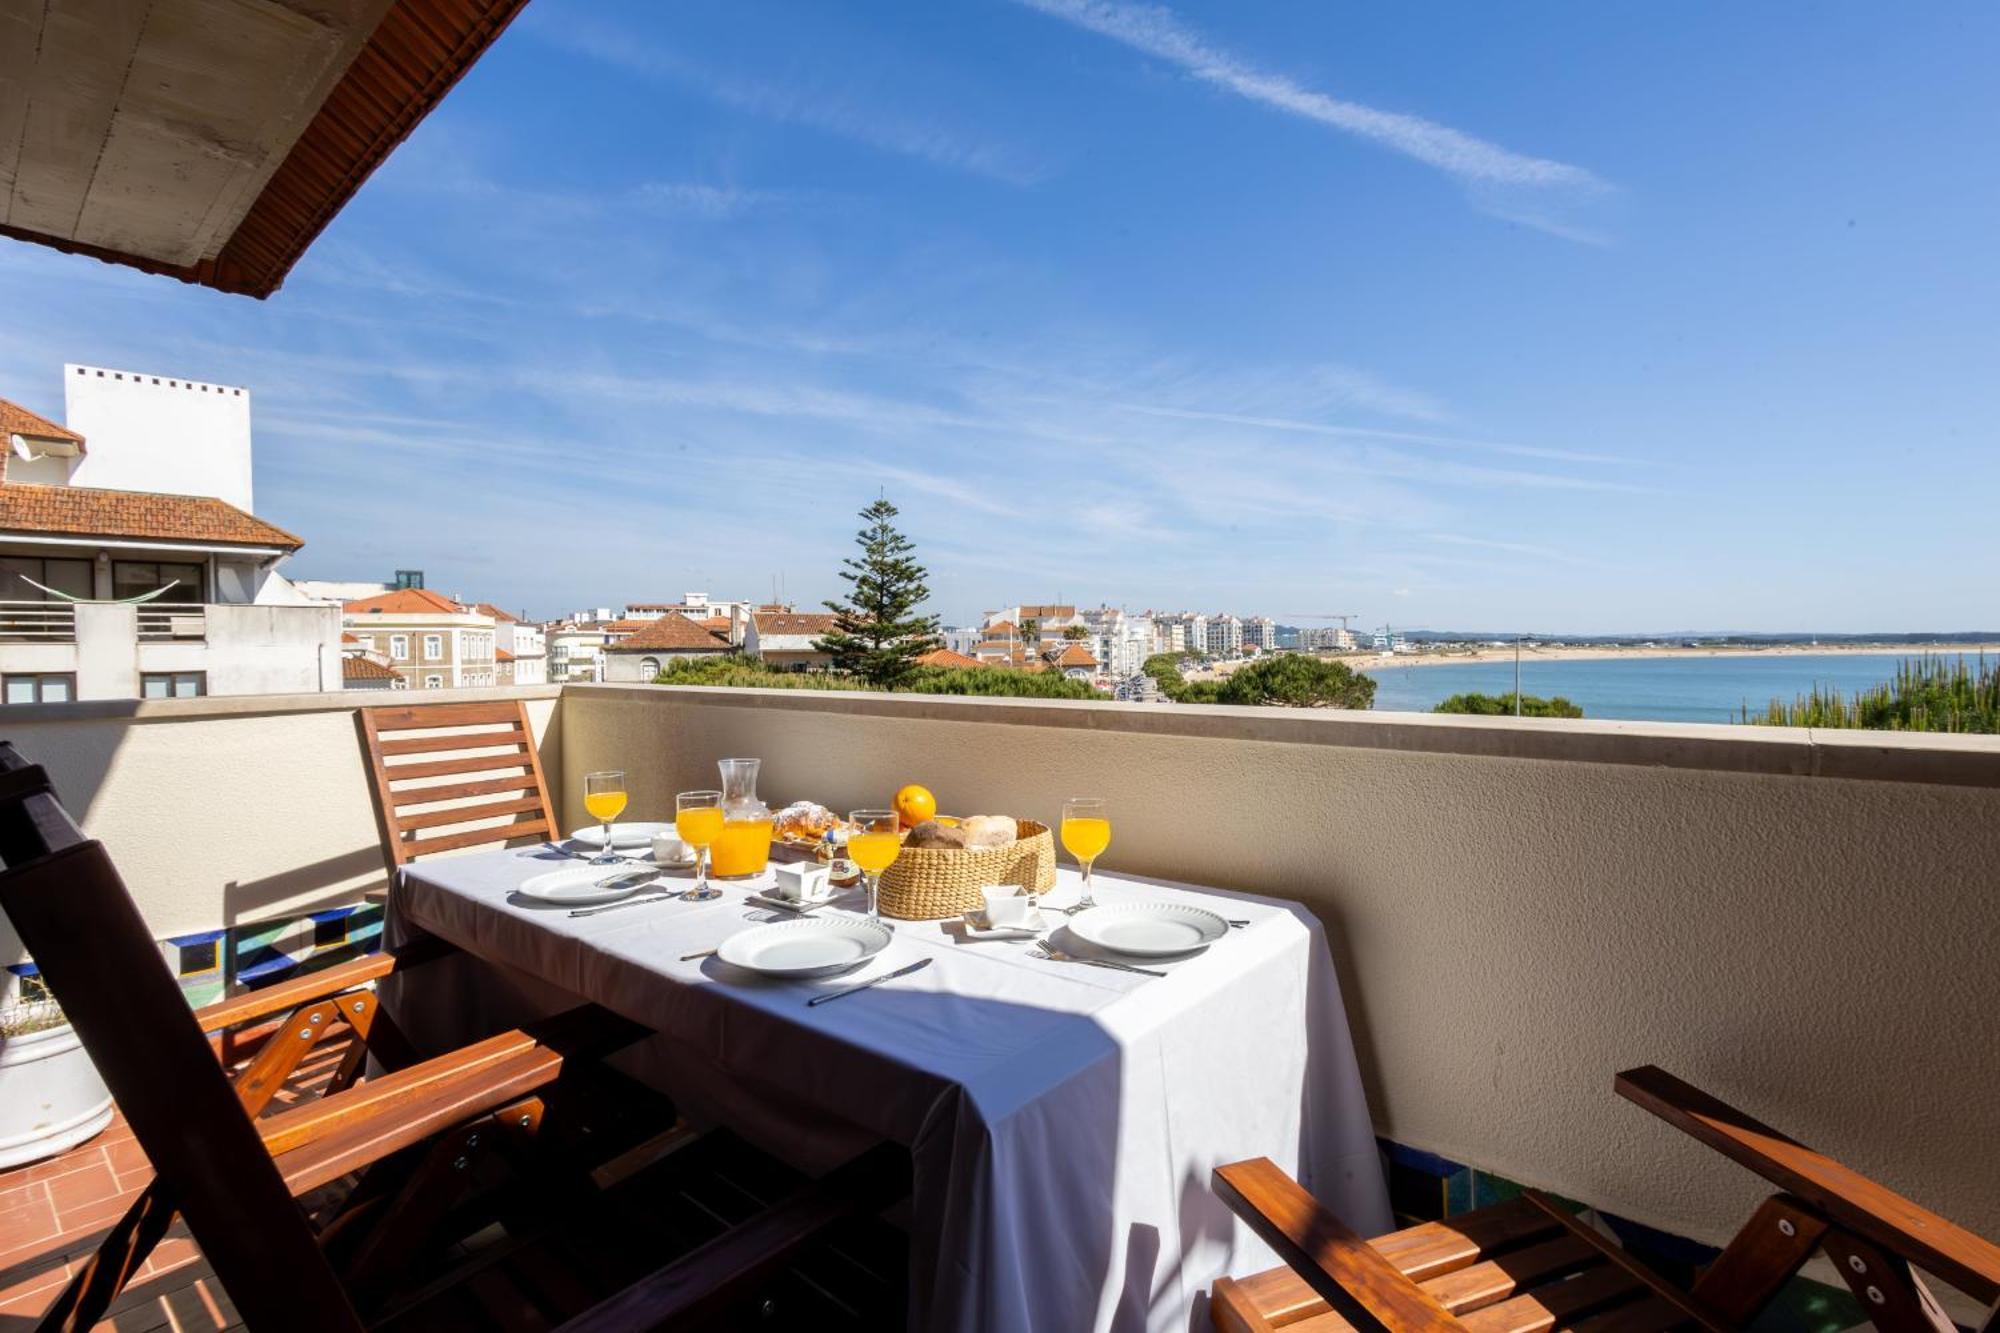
left=1031, top=941, right=1166, bottom=978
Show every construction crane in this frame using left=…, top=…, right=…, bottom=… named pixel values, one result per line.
left=1282, top=614, right=1358, bottom=632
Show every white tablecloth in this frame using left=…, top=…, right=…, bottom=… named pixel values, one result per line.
left=384, top=848, right=1389, bottom=1331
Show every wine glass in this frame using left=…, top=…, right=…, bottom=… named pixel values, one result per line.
left=582, top=771, right=628, bottom=865
left=846, top=810, right=902, bottom=922
left=676, top=790, right=725, bottom=901
left=1060, top=797, right=1111, bottom=913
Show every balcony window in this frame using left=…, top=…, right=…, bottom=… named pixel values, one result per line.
left=113, top=560, right=204, bottom=602
left=3, top=672, right=75, bottom=703
left=0, top=555, right=92, bottom=600
left=424, top=634, right=444, bottom=661
left=141, top=672, right=206, bottom=699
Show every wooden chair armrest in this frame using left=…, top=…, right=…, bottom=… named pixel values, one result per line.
left=1213, top=1159, right=1468, bottom=1333
left=554, top=1141, right=910, bottom=1332
left=192, top=937, right=454, bottom=1033
left=1617, top=1066, right=2000, bottom=1303
left=255, top=1003, right=648, bottom=1158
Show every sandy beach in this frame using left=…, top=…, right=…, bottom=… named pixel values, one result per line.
left=1346, top=643, right=2000, bottom=671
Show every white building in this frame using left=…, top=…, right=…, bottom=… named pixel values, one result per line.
left=601, top=615, right=734, bottom=682
left=1153, top=612, right=1209, bottom=659
left=625, top=593, right=753, bottom=625
left=0, top=376, right=341, bottom=702
left=1298, top=626, right=1356, bottom=652
left=1079, top=606, right=1157, bottom=679
left=1205, top=614, right=1244, bottom=659
left=471, top=603, right=547, bottom=686
left=341, top=590, right=499, bottom=689
left=1242, top=616, right=1278, bottom=654
left=744, top=611, right=837, bottom=671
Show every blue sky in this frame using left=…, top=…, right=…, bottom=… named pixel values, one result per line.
left=2, top=1, right=1995, bottom=631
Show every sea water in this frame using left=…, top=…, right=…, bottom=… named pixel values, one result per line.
left=1361, top=652, right=1982, bottom=724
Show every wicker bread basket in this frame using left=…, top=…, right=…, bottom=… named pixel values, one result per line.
left=875, top=819, right=1056, bottom=921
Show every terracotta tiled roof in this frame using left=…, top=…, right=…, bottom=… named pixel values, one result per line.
left=496, top=647, right=514, bottom=662
left=342, top=655, right=399, bottom=681
left=0, top=482, right=301, bottom=548
left=609, top=616, right=733, bottom=652
left=341, top=631, right=362, bottom=645
left=471, top=602, right=519, bottom=623
left=916, top=648, right=980, bottom=669
left=984, top=620, right=1017, bottom=635
left=344, top=588, right=463, bottom=615
left=700, top=615, right=733, bottom=632
left=1017, top=605, right=1075, bottom=620
left=0, top=399, right=84, bottom=448
left=1055, top=644, right=1098, bottom=668
left=754, top=612, right=838, bottom=637
left=599, top=618, right=651, bottom=634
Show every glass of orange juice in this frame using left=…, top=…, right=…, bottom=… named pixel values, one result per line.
left=582, top=771, right=628, bottom=864
left=676, top=790, right=725, bottom=901
left=846, top=809, right=902, bottom=922
left=1060, top=797, right=1111, bottom=912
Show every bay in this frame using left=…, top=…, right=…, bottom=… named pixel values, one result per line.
left=1359, top=651, right=1985, bottom=724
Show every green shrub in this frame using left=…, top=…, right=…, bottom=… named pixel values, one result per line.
left=1746, top=654, right=1999, bottom=732
left=1434, top=692, right=1584, bottom=718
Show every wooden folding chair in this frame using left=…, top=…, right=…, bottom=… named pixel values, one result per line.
left=0, top=743, right=910, bottom=1330
left=357, top=700, right=557, bottom=868
left=1210, top=1066, right=2000, bottom=1333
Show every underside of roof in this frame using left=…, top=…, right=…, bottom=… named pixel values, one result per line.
left=0, top=0, right=529, bottom=299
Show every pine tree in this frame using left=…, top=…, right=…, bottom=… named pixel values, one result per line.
left=814, top=497, right=942, bottom=685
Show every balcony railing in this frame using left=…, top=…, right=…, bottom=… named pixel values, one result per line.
left=0, top=600, right=77, bottom=642
left=135, top=601, right=207, bottom=641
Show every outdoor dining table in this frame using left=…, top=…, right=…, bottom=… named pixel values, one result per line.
left=383, top=846, right=1391, bottom=1332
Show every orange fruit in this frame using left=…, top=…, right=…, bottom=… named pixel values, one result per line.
left=894, top=784, right=937, bottom=829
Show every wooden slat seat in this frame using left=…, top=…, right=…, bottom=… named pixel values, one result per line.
left=1212, top=1066, right=2000, bottom=1333
left=358, top=701, right=557, bottom=867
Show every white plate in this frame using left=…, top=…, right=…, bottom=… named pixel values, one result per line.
left=717, top=917, right=894, bottom=978
left=518, top=865, right=661, bottom=906
left=568, top=821, right=672, bottom=850
left=1068, top=902, right=1228, bottom=957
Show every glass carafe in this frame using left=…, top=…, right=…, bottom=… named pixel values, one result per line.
left=710, top=757, right=773, bottom=878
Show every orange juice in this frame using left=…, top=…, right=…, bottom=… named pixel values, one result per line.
left=676, top=805, right=725, bottom=848
left=1061, top=816, right=1111, bottom=863
left=710, top=817, right=774, bottom=877
left=584, top=791, right=628, bottom=823
left=847, top=830, right=901, bottom=875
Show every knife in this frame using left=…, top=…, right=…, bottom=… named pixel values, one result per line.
left=806, top=956, right=932, bottom=1007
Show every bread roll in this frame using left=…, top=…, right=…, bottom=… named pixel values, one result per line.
left=959, top=815, right=1018, bottom=849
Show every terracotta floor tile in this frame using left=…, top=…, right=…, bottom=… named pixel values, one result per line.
left=105, top=1139, right=151, bottom=1176
left=0, top=1192, right=57, bottom=1253
left=0, top=1178, right=48, bottom=1214
left=48, top=1163, right=122, bottom=1217
left=3, top=1143, right=108, bottom=1186
left=47, top=1189, right=136, bottom=1240
left=0, top=1261, right=67, bottom=1317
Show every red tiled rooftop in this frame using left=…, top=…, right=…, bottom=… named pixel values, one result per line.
left=342, top=588, right=462, bottom=615
left=609, top=616, right=733, bottom=652
left=916, top=648, right=980, bottom=668
left=341, top=655, right=399, bottom=680
left=753, top=612, right=837, bottom=637
left=0, top=399, right=83, bottom=448
left=470, top=601, right=519, bottom=622
left=0, top=483, right=301, bottom=550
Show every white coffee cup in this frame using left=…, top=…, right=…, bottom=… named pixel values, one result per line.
left=980, top=884, right=1036, bottom=928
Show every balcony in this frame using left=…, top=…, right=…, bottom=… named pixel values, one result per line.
left=0, top=683, right=1996, bottom=1326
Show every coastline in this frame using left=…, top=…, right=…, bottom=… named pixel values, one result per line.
left=1348, top=643, right=2000, bottom=671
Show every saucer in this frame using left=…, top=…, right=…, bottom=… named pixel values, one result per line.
left=961, top=904, right=1047, bottom=940
left=747, top=888, right=845, bottom=915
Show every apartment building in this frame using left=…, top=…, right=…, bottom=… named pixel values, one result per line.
left=1079, top=606, right=1158, bottom=679
left=0, top=369, right=341, bottom=702
left=1205, top=614, right=1245, bottom=659
left=1153, top=612, right=1209, bottom=659
left=1242, top=616, right=1278, bottom=654
left=1297, top=626, right=1356, bottom=651
left=472, top=603, right=547, bottom=685
left=341, top=589, right=498, bottom=689
left=625, top=593, right=752, bottom=625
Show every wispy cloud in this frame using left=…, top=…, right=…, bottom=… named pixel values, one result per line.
left=533, top=16, right=1044, bottom=186
left=1013, top=0, right=1610, bottom=236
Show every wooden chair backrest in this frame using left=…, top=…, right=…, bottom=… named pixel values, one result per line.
left=358, top=700, right=557, bottom=868
left=0, top=743, right=364, bottom=1332
left=1618, top=1065, right=2000, bottom=1307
